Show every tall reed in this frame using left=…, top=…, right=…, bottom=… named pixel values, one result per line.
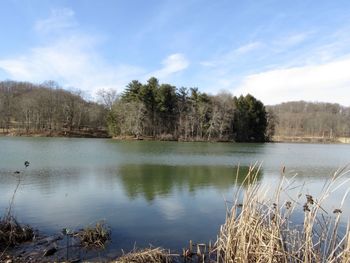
left=215, top=164, right=350, bottom=263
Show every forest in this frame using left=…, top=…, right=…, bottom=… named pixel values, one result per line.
left=1, top=78, right=350, bottom=142
left=268, top=101, right=350, bottom=138
left=0, top=80, right=107, bottom=137
left=106, top=77, right=269, bottom=142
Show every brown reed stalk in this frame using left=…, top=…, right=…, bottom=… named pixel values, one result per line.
left=215, top=165, right=350, bottom=263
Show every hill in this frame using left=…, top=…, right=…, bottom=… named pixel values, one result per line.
left=0, top=80, right=108, bottom=137
left=267, top=101, right=350, bottom=142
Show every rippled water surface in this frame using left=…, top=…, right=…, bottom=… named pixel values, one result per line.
left=1, top=137, right=350, bottom=252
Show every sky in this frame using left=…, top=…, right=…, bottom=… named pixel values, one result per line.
left=0, top=0, right=350, bottom=105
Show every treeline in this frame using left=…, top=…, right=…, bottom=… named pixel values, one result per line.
left=6, top=79, right=350, bottom=142
left=0, top=80, right=106, bottom=136
left=268, top=101, right=350, bottom=138
left=106, top=77, right=270, bottom=142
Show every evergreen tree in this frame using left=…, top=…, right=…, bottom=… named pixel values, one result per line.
left=155, top=84, right=177, bottom=134
left=233, top=94, right=267, bottom=142
left=122, top=80, right=143, bottom=102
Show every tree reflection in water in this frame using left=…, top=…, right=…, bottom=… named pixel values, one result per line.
left=117, top=165, right=262, bottom=202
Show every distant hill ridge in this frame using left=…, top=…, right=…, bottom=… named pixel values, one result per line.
left=267, top=101, right=350, bottom=139
left=0, top=80, right=107, bottom=136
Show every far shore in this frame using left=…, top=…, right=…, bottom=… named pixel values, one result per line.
left=1, top=130, right=350, bottom=144
left=273, top=135, right=350, bottom=144
left=0, top=129, right=110, bottom=139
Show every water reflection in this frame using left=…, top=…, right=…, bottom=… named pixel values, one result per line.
left=117, top=165, right=262, bottom=202
left=1, top=138, right=350, bottom=252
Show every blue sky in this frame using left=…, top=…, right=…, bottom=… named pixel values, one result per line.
left=1, top=0, right=350, bottom=105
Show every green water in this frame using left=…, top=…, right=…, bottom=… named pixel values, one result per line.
left=0, top=137, right=349, bottom=252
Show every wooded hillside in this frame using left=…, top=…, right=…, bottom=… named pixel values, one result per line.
left=0, top=80, right=107, bottom=136
left=268, top=101, right=350, bottom=138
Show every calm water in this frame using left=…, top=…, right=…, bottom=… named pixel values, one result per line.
left=1, top=137, right=350, bottom=254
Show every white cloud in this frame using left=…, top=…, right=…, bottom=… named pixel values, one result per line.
left=0, top=39, right=188, bottom=96
left=234, top=57, right=350, bottom=106
left=0, top=8, right=189, bottom=96
left=35, top=8, right=77, bottom=33
left=0, top=35, right=145, bottom=96
left=149, top=53, right=189, bottom=80
left=0, top=41, right=188, bottom=96
left=0, top=8, right=190, bottom=97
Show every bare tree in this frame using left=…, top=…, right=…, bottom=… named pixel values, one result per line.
left=97, top=88, right=118, bottom=111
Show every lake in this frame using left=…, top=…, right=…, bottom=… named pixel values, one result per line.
left=1, top=137, right=350, bottom=255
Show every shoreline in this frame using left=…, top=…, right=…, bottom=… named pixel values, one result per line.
left=0, top=130, right=111, bottom=139
left=1, top=132, right=350, bottom=144
left=272, top=135, right=350, bottom=144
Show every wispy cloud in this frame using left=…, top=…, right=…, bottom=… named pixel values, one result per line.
left=235, top=42, right=263, bottom=55
left=200, top=41, right=262, bottom=67
left=273, top=32, right=310, bottom=49
left=234, top=57, right=350, bottom=106
left=148, top=53, right=189, bottom=80
left=34, top=8, right=77, bottom=33
left=0, top=29, right=146, bottom=95
left=0, top=8, right=189, bottom=96
left=0, top=8, right=145, bottom=95
left=197, top=26, right=350, bottom=105
left=0, top=39, right=188, bottom=96
left=200, top=32, right=309, bottom=69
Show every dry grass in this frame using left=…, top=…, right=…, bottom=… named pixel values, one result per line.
left=115, top=247, right=172, bottom=263
left=74, top=221, right=111, bottom=249
left=0, top=215, right=34, bottom=247
left=1, top=166, right=34, bottom=248
left=215, top=164, right=350, bottom=263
